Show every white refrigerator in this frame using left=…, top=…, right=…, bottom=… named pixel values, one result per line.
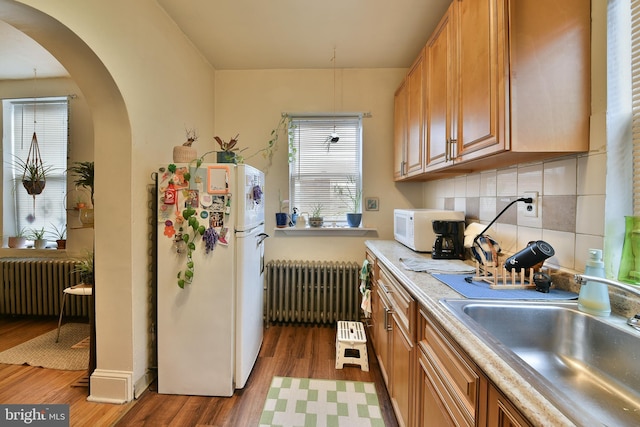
left=156, top=163, right=267, bottom=396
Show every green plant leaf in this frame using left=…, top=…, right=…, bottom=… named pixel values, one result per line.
left=185, top=270, right=193, bottom=279
left=182, top=234, right=189, bottom=243
left=178, top=279, right=185, bottom=288
left=188, top=242, right=195, bottom=250
left=198, top=225, right=205, bottom=235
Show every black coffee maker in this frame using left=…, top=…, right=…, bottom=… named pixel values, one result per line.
left=432, top=220, right=465, bottom=259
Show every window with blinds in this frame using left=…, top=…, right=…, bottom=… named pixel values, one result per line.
left=2, top=97, right=68, bottom=239
left=288, top=115, right=362, bottom=223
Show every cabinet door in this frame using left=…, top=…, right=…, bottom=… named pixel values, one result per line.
left=372, top=286, right=391, bottom=385
left=391, top=314, right=414, bottom=427
left=418, top=350, right=457, bottom=427
left=425, top=3, right=455, bottom=171
left=487, top=384, right=532, bottom=427
left=393, top=80, right=408, bottom=180
left=455, top=0, right=508, bottom=161
left=405, top=51, right=425, bottom=177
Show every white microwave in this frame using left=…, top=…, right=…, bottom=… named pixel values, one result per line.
left=394, top=209, right=465, bottom=252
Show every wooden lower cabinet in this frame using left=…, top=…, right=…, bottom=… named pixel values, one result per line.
left=367, top=253, right=533, bottom=427
left=391, top=314, right=414, bottom=427
left=487, top=384, right=532, bottom=427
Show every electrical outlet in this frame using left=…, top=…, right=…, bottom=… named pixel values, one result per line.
left=523, top=191, right=538, bottom=218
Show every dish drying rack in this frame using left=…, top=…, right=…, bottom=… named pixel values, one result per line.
left=473, top=258, right=539, bottom=290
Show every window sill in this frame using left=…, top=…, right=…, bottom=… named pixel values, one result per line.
left=273, top=226, right=377, bottom=236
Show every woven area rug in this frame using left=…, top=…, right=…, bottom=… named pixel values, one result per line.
left=0, top=323, right=89, bottom=371
left=259, top=377, right=384, bottom=427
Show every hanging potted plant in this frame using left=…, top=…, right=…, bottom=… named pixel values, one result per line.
left=12, top=155, right=53, bottom=196
left=67, top=161, right=94, bottom=226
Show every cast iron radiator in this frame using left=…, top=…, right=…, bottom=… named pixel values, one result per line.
left=0, top=258, right=87, bottom=316
left=265, top=260, right=361, bottom=326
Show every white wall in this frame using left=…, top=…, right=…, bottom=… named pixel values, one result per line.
left=215, top=68, right=423, bottom=263
left=2, top=0, right=216, bottom=402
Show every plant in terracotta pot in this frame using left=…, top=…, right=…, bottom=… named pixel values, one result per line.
left=334, top=176, right=363, bottom=228
left=68, top=161, right=94, bottom=226
left=29, top=227, right=48, bottom=249
left=48, top=223, right=67, bottom=250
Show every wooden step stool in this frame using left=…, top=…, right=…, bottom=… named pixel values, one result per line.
left=335, top=321, right=369, bottom=371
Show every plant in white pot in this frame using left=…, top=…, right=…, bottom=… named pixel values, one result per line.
left=334, top=176, right=363, bottom=228
left=29, top=227, right=47, bottom=249
left=7, top=228, right=27, bottom=248
left=309, top=203, right=324, bottom=228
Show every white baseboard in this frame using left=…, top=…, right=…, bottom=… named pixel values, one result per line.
left=134, top=370, right=156, bottom=399
left=87, top=369, right=134, bottom=404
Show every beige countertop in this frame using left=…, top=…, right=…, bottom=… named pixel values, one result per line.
left=366, top=239, right=578, bottom=427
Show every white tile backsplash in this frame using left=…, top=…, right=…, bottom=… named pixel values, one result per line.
left=577, top=152, right=606, bottom=195
left=480, top=170, right=497, bottom=197
left=496, top=167, right=518, bottom=196
left=544, top=157, right=577, bottom=195
left=421, top=153, right=603, bottom=275
left=576, top=195, right=605, bottom=235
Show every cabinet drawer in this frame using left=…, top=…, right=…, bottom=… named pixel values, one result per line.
left=419, top=307, right=479, bottom=423
left=419, top=348, right=473, bottom=427
left=378, top=264, right=415, bottom=339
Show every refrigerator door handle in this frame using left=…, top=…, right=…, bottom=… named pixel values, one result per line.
left=257, top=233, right=269, bottom=246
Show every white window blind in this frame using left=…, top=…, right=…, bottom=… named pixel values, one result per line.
left=632, top=0, right=640, bottom=214
left=3, top=97, right=68, bottom=237
left=289, top=115, right=362, bottom=222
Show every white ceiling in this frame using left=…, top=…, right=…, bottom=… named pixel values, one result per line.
left=0, top=0, right=450, bottom=79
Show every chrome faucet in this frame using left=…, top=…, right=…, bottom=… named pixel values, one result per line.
left=574, top=274, right=640, bottom=331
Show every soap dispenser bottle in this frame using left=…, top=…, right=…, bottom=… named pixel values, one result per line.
left=577, top=249, right=610, bottom=316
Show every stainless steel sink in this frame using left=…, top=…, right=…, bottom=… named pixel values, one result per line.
left=440, top=299, right=640, bottom=426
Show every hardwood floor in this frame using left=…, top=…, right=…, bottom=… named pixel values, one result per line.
left=0, top=316, right=398, bottom=426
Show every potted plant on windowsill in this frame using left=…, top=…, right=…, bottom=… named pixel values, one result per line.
left=68, top=161, right=94, bottom=226
left=29, top=227, right=47, bottom=249
left=48, top=223, right=67, bottom=250
left=309, top=203, right=324, bottom=228
left=334, top=176, right=363, bottom=227
left=7, top=228, right=28, bottom=248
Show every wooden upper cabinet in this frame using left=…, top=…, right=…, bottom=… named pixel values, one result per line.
left=454, top=0, right=506, bottom=162
left=425, top=4, right=455, bottom=171
left=393, top=80, right=407, bottom=180
left=405, top=51, right=425, bottom=177
left=394, top=51, right=426, bottom=181
left=401, top=0, right=590, bottom=179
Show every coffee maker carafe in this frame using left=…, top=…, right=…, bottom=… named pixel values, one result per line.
left=432, top=220, right=465, bottom=259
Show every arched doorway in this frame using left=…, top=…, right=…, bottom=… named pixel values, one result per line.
left=0, top=0, right=135, bottom=402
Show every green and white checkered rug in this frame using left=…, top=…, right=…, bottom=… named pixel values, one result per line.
left=259, top=376, right=385, bottom=427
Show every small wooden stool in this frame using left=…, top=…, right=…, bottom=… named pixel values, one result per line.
left=335, top=321, right=369, bottom=371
